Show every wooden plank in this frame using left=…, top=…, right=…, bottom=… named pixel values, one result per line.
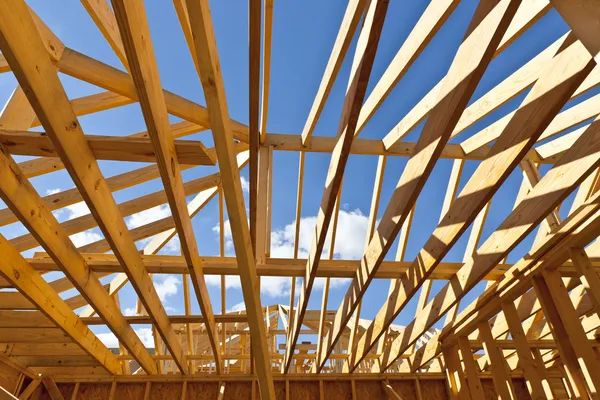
left=8, top=172, right=220, bottom=253
left=0, top=0, right=187, bottom=374
left=1, top=153, right=202, bottom=229
left=416, top=189, right=600, bottom=373
left=326, top=0, right=522, bottom=373
left=111, top=0, right=222, bottom=372
left=259, top=0, right=274, bottom=143
left=532, top=274, right=590, bottom=398
left=249, top=0, right=261, bottom=255
left=0, top=236, right=121, bottom=373
left=500, top=301, right=551, bottom=399
left=570, top=247, right=600, bottom=314
left=80, top=0, right=128, bottom=69
left=183, top=0, right=274, bottom=396
left=41, top=377, right=64, bottom=400
left=17, top=378, right=41, bottom=400
left=356, top=0, right=458, bottom=136
left=56, top=47, right=249, bottom=142
left=355, top=31, right=595, bottom=372
left=0, top=85, right=36, bottom=130
left=285, top=0, right=389, bottom=372
left=28, top=250, right=600, bottom=280
left=478, top=322, right=517, bottom=399
left=461, top=85, right=600, bottom=154
left=377, top=55, right=600, bottom=371
left=264, top=133, right=569, bottom=164
left=381, top=0, right=551, bottom=149
left=456, top=337, right=485, bottom=400
left=538, top=269, right=600, bottom=393
left=453, top=32, right=569, bottom=139
left=0, top=130, right=215, bottom=165
left=300, top=0, right=367, bottom=144
left=551, top=0, right=600, bottom=63
left=441, top=344, right=469, bottom=400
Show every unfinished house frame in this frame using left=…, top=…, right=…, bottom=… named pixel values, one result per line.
left=0, top=0, right=599, bottom=398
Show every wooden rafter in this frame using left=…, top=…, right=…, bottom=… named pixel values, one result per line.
left=284, top=0, right=389, bottom=372
left=0, top=0, right=189, bottom=374
left=182, top=0, right=274, bottom=396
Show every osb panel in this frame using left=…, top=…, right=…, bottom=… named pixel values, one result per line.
left=512, top=379, right=532, bottom=400
left=222, top=382, right=252, bottom=400
left=77, top=383, right=112, bottom=399
left=186, top=382, right=220, bottom=400
left=289, top=381, right=319, bottom=400
left=355, top=381, right=384, bottom=398
left=150, top=382, right=183, bottom=400
left=274, top=381, right=286, bottom=400
left=481, top=378, right=532, bottom=400
left=388, top=380, right=418, bottom=399
left=323, top=380, right=352, bottom=399
left=57, top=383, right=77, bottom=399
left=115, top=383, right=147, bottom=399
left=419, top=379, right=448, bottom=400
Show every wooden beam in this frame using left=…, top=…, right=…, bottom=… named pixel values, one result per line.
left=183, top=0, right=274, bottom=396
left=353, top=31, right=595, bottom=372
left=551, top=0, right=600, bottom=63
left=381, top=0, right=551, bottom=149
left=17, top=378, right=41, bottom=400
left=538, top=269, right=600, bottom=394
left=325, top=0, right=522, bottom=373
left=478, top=321, right=517, bottom=399
left=249, top=0, right=261, bottom=255
left=56, top=47, right=249, bottom=142
left=416, top=186, right=600, bottom=373
left=456, top=337, right=485, bottom=400
left=500, top=301, right=552, bottom=399
left=442, top=344, right=470, bottom=400
left=265, top=130, right=577, bottom=165
left=532, top=274, right=591, bottom=398
left=570, top=247, right=600, bottom=314
left=0, top=0, right=188, bottom=374
left=0, top=85, right=36, bottom=130
left=300, top=0, right=367, bottom=144
left=378, top=73, right=600, bottom=372
left=8, top=171, right=220, bottom=253
left=0, top=130, right=215, bottom=165
left=41, top=377, right=64, bottom=400
left=28, top=252, right=600, bottom=280
left=0, top=235, right=121, bottom=374
left=80, top=0, right=128, bottom=69
left=111, top=0, right=222, bottom=372
left=259, top=0, right=273, bottom=144
left=285, top=0, right=389, bottom=372
left=356, top=0, right=458, bottom=137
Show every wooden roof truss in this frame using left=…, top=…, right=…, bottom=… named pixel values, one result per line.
left=0, top=0, right=599, bottom=399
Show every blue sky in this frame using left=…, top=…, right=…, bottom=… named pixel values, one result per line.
left=0, top=0, right=592, bottom=349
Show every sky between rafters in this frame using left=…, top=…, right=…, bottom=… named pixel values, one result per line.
left=0, top=0, right=594, bottom=348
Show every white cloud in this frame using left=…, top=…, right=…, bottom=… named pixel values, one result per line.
left=124, top=307, right=137, bottom=316
left=228, top=302, right=246, bottom=313
left=126, top=205, right=171, bottom=230
left=269, top=210, right=370, bottom=259
left=154, top=275, right=180, bottom=302
left=134, top=328, right=155, bottom=347
left=209, top=209, right=367, bottom=297
left=96, top=332, right=119, bottom=348
left=240, top=176, right=250, bottom=193
left=46, top=188, right=61, bottom=195
left=214, top=209, right=369, bottom=260
left=69, top=229, right=102, bottom=247
left=96, top=328, right=155, bottom=348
